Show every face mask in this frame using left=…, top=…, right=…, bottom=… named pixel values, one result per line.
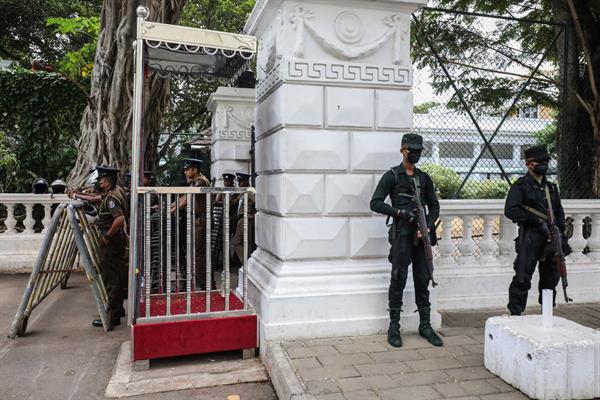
left=407, top=150, right=421, bottom=164
left=533, top=163, right=548, bottom=175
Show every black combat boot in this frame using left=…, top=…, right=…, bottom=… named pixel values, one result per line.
left=418, top=307, right=443, bottom=347
left=387, top=309, right=402, bottom=347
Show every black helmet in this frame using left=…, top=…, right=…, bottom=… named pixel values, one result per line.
left=50, top=179, right=67, bottom=194
left=32, top=178, right=49, bottom=194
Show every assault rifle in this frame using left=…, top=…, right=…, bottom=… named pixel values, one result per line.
left=412, top=176, right=437, bottom=288
left=544, top=186, right=572, bottom=303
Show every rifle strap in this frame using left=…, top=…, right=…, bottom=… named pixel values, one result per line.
left=521, top=205, right=547, bottom=221
left=544, top=185, right=555, bottom=222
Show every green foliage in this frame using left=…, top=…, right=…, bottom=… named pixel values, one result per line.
left=181, top=0, right=255, bottom=31
left=420, top=163, right=462, bottom=199
left=0, top=69, right=86, bottom=192
left=47, top=16, right=99, bottom=79
left=413, top=101, right=440, bottom=114
left=462, top=179, right=511, bottom=199
left=0, top=0, right=102, bottom=67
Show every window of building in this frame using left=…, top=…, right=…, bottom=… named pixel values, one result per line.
left=482, top=143, right=513, bottom=160
left=519, top=106, right=538, bottom=119
left=422, top=141, right=433, bottom=158
left=439, top=142, right=473, bottom=159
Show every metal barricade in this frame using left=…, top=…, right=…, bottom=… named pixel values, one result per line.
left=9, top=202, right=112, bottom=338
left=131, top=187, right=257, bottom=362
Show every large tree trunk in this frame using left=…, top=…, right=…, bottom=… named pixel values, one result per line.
left=68, top=0, right=186, bottom=186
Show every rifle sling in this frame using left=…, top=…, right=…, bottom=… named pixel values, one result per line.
left=521, top=205, right=547, bottom=221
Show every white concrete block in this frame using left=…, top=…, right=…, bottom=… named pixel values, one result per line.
left=211, top=141, right=250, bottom=161
left=255, top=133, right=282, bottom=173
left=350, top=217, right=389, bottom=258
left=281, top=84, right=323, bottom=127
left=283, top=130, right=349, bottom=171
left=376, top=90, right=413, bottom=129
left=273, top=174, right=324, bottom=215
left=255, top=89, right=283, bottom=136
left=257, top=213, right=348, bottom=260
left=325, top=174, right=373, bottom=215
left=351, top=132, right=403, bottom=171
left=326, top=87, right=374, bottom=128
left=484, top=315, right=600, bottom=400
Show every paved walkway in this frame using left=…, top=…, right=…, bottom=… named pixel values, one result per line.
left=279, top=303, right=600, bottom=400
left=0, top=273, right=276, bottom=400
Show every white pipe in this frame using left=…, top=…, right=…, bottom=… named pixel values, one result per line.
left=542, top=289, right=553, bottom=329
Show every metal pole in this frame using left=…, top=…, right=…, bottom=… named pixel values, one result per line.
left=224, top=193, right=230, bottom=311
left=144, top=194, right=151, bottom=318
left=166, top=194, right=172, bottom=316
left=128, top=5, right=149, bottom=326
left=206, top=193, right=211, bottom=312
left=186, top=194, right=192, bottom=314
left=243, top=191, right=248, bottom=310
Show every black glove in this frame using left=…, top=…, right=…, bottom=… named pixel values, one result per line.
left=538, top=219, right=551, bottom=238
left=397, top=209, right=416, bottom=223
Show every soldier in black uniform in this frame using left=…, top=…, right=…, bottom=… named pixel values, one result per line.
left=92, top=166, right=126, bottom=327
left=370, top=133, right=443, bottom=348
left=505, top=145, right=570, bottom=315
left=233, top=172, right=256, bottom=263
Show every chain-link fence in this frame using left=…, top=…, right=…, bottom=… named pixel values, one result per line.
left=411, top=7, right=567, bottom=201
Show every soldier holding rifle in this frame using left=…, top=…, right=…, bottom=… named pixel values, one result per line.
left=505, top=145, right=572, bottom=316
left=370, top=133, right=443, bottom=348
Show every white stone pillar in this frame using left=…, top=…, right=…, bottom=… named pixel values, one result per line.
left=246, top=0, right=430, bottom=341
left=567, top=214, right=589, bottom=263
left=207, top=87, right=255, bottom=187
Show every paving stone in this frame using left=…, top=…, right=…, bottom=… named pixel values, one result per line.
left=343, top=389, right=380, bottom=400
left=305, top=379, right=340, bottom=395
left=318, top=353, right=373, bottom=367
left=464, top=343, right=484, bottom=355
left=467, top=334, right=486, bottom=344
left=370, top=349, right=424, bottom=363
left=335, top=342, right=388, bottom=354
left=444, top=346, right=472, bottom=357
left=304, top=337, right=354, bottom=346
left=337, top=377, right=369, bottom=392
left=459, top=379, right=501, bottom=396
left=432, top=382, right=469, bottom=398
left=356, top=362, right=411, bottom=376
left=293, top=357, right=322, bottom=370
left=438, top=327, right=483, bottom=337
left=441, top=335, right=478, bottom=346
left=446, top=366, right=495, bottom=381
left=480, top=391, right=529, bottom=400
left=287, top=345, right=339, bottom=359
left=352, top=334, right=387, bottom=343
left=283, top=340, right=306, bottom=350
left=378, top=385, right=442, bottom=400
left=455, top=354, right=484, bottom=367
left=391, top=371, right=453, bottom=386
left=485, top=377, right=516, bottom=393
left=301, top=366, right=360, bottom=381
left=363, top=374, right=398, bottom=390
left=416, top=347, right=455, bottom=359
left=405, top=357, right=462, bottom=372
left=315, top=393, right=345, bottom=400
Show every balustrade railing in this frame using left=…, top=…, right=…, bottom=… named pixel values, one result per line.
left=435, top=199, right=600, bottom=266
left=0, top=194, right=70, bottom=234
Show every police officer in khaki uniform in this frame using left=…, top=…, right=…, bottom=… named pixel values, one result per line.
left=93, top=166, right=126, bottom=327
left=171, top=159, right=211, bottom=289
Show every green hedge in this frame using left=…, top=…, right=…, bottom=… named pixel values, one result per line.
left=419, top=163, right=511, bottom=199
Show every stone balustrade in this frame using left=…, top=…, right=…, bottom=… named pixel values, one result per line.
left=435, top=199, right=600, bottom=310
left=0, top=194, right=70, bottom=273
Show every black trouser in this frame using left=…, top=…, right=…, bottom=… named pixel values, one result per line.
left=388, top=233, right=431, bottom=311
left=507, top=230, right=561, bottom=315
left=98, top=232, right=125, bottom=317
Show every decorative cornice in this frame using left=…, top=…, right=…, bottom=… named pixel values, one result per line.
left=256, top=57, right=412, bottom=102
